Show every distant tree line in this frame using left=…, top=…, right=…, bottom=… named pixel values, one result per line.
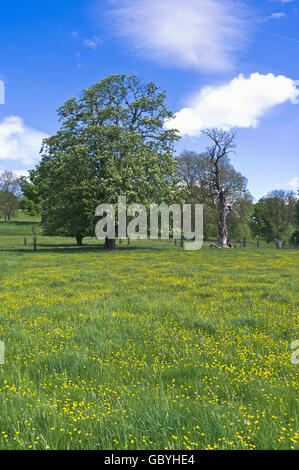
left=1, top=73, right=296, bottom=249
left=250, top=190, right=298, bottom=248
left=176, top=148, right=298, bottom=248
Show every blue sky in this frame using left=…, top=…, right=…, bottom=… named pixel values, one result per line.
left=0, top=0, right=298, bottom=199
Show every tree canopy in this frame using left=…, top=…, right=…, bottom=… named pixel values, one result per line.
left=251, top=190, right=297, bottom=246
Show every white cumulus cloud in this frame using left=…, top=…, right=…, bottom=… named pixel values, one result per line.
left=266, top=12, right=287, bottom=20
left=165, top=73, right=299, bottom=137
left=106, top=0, right=251, bottom=71
left=0, top=116, right=48, bottom=166
left=288, top=176, right=299, bottom=191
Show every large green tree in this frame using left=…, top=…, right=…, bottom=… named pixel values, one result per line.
left=24, top=75, right=180, bottom=246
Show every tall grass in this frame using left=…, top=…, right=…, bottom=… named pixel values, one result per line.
left=0, top=231, right=298, bottom=450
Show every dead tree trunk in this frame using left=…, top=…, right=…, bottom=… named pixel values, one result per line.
left=203, top=129, right=237, bottom=249
left=218, top=192, right=229, bottom=248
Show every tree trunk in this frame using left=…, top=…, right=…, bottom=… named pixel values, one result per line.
left=104, top=237, right=116, bottom=250
left=274, top=239, right=282, bottom=249
left=76, top=235, right=83, bottom=246
left=218, top=193, right=228, bottom=248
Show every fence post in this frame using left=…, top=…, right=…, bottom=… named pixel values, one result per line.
left=33, top=237, right=37, bottom=251
left=24, top=237, right=27, bottom=246
left=243, top=237, right=246, bottom=248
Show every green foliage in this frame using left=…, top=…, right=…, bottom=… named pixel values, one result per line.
left=290, top=230, right=299, bottom=246
left=296, top=194, right=299, bottom=226
left=290, top=194, right=299, bottom=245
left=0, top=170, right=22, bottom=222
left=281, top=224, right=297, bottom=247
left=251, top=190, right=297, bottom=244
left=0, top=191, right=19, bottom=222
left=227, top=194, right=253, bottom=242
left=19, top=176, right=43, bottom=217
left=250, top=200, right=273, bottom=241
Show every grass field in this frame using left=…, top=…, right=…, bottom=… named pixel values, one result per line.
left=0, top=215, right=298, bottom=450
left=0, top=212, right=42, bottom=237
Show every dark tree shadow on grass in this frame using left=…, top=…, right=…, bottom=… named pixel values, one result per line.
left=1, top=243, right=175, bottom=255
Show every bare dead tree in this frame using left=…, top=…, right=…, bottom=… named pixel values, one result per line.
left=203, top=129, right=239, bottom=248
left=0, top=170, right=21, bottom=196
left=274, top=239, right=283, bottom=249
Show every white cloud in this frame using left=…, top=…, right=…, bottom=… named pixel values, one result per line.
left=269, top=0, right=293, bottom=3
left=288, top=176, right=299, bottom=191
left=270, top=34, right=299, bottom=44
left=164, top=73, right=299, bottom=137
left=13, top=169, right=30, bottom=178
left=106, top=0, right=251, bottom=71
left=0, top=116, right=48, bottom=166
left=266, top=12, right=287, bottom=20
left=82, top=36, right=102, bottom=49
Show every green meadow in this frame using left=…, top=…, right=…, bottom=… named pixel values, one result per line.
left=0, top=214, right=298, bottom=450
